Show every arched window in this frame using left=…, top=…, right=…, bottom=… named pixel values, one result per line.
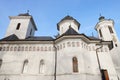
left=99, top=29, right=103, bottom=37
left=0, top=59, right=2, bottom=68
left=16, top=23, right=21, bottom=30
left=108, top=26, right=113, bottom=33
left=22, top=59, right=28, bottom=73
left=72, top=57, right=78, bottom=72
left=39, top=59, right=45, bottom=74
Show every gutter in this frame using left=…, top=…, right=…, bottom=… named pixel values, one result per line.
left=53, top=41, right=57, bottom=80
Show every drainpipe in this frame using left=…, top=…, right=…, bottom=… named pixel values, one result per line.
left=96, top=40, right=103, bottom=80
left=53, top=40, right=57, bottom=80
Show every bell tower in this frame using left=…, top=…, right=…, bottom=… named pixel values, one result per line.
left=5, top=13, right=37, bottom=39
left=95, top=16, right=119, bottom=47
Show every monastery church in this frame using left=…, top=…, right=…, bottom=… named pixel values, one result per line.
left=0, top=13, right=120, bottom=80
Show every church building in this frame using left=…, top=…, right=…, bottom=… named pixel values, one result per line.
left=0, top=13, right=120, bottom=80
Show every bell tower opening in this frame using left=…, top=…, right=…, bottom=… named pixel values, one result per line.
left=16, top=23, right=21, bottom=30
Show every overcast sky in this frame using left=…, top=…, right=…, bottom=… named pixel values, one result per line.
left=0, top=0, right=120, bottom=40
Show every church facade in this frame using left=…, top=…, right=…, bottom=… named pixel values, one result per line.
left=0, top=13, right=120, bottom=80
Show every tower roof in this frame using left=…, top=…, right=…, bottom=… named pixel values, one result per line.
left=63, top=26, right=79, bottom=35
left=57, top=15, right=80, bottom=30
left=0, top=34, right=19, bottom=41
left=99, top=16, right=105, bottom=21
left=18, top=13, right=30, bottom=16
left=0, top=34, right=54, bottom=41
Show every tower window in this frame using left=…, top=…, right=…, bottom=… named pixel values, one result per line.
left=72, top=57, right=78, bottom=72
left=16, top=23, right=21, bottom=30
left=0, top=59, right=2, bottom=68
left=115, top=44, right=117, bottom=47
left=30, top=29, right=32, bottom=35
left=108, top=26, right=113, bottom=33
left=99, top=29, right=103, bottom=37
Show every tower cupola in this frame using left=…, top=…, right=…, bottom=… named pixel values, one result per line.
left=5, top=13, right=37, bottom=39
left=57, top=15, right=80, bottom=35
left=99, top=16, right=105, bottom=21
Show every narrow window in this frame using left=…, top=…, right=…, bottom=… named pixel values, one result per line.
left=101, top=69, right=109, bottom=80
left=115, top=44, right=117, bottom=47
left=0, top=59, right=2, bottom=68
left=16, top=23, right=21, bottom=30
left=22, top=60, right=28, bottom=73
left=99, top=29, right=103, bottom=37
left=39, top=59, right=45, bottom=74
left=72, top=57, right=78, bottom=72
left=108, top=26, right=113, bottom=33
left=30, top=29, right=32, bottom=35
